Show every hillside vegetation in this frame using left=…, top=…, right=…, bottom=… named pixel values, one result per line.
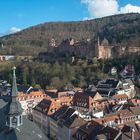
left=0, top=13, right=140, bottom=55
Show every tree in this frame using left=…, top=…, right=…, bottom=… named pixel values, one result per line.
left=50, top=77, right=62, bottom=89
left=22, top=66, right=29, bottom=85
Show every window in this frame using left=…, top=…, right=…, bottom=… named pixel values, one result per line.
left=82, top=137, right=86, bottom=140
left=12, top=116, right=17, bottom=126
left=20, top=116, right=22, bottom=124
left=76, top=133, right=79, bottom=139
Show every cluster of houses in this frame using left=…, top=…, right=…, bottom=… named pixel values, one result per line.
left=1, top=76, right=140, bottom=139
left=31, top=78, right=140, bottom=140
left=0, top=84, right=46, bottom=116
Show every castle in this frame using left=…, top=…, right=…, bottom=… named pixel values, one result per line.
left=95, top=37, right=112, bottom=59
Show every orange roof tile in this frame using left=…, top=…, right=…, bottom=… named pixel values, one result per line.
left=113, top=94, right=128, bottom=99
left=95, top=115, right=119, bottom=124
left=116, top=109, right=133, bottom=117
left=28, top=91, right=45, bottom=96
left=73, top=87, right=83, bottom=90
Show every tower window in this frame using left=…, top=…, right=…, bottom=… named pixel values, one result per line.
left=20, top=116, right=22, bottom=124
left=12, top=116, right=17, bottom=126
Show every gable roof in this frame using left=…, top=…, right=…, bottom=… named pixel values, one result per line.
left=60, top=108, right=75, bottom=120
left=51, top=105, right=86, bottom=129
left=64, top=114, right=86, bottom=129
left=97, top=79, right=120, bottom=89
left=73, top=121, right=104, bottom=139
left=33, top=99, right=52, bottom=115
left=51, top=105, right=69, bottom=121
left=17, top=85, right=32, bottom=94
left=119, top=122, right=140, bottom=140
left=129, top=106, right=140, bottom=115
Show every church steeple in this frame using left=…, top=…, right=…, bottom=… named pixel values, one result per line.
left=11, top=67, right=18, bottom=99
left=6, top=67, right=23, bottom=128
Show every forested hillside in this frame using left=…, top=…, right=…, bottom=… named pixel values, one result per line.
left=0, top=13, right=140, bottom=55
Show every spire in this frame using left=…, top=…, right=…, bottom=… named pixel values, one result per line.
left=11, top=66, right=18, bottom=98
left=9, top=66, right=23, bottom=114
left=6, top=67, right=23, bottom=128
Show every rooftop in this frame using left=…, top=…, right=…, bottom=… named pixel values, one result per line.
left=0, top=98, right=47, bottom=140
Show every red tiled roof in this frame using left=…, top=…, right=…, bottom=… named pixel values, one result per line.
left=129, top=99, right=140, bottom=106
left=113, top=94, right=128, bottom=100
left=116, top=109, right=134, bottom=117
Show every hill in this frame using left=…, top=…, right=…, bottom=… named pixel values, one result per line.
left=0, top=13, right=140, bottom=56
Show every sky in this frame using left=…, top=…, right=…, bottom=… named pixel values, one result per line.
left=0, top=0, right=140, bottom=36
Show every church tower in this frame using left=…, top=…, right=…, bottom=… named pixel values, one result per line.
left=6, top=67, right=23, bottom=128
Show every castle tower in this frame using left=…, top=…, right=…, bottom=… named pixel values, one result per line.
left=6, top=67, right=23, bottom=128
left=96, top=37, right=111, bottom=59
left=96, top=37, right=103, bottom=59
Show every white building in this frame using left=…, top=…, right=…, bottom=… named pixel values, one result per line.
left=18, top=91, right=46, bottom=115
